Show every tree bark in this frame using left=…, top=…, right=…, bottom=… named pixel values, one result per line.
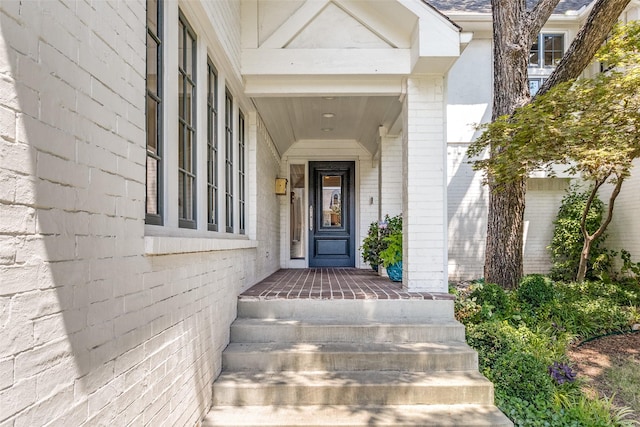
left=485, top=0, right=559, bottom=289
left=486, top=0, right=630, bottom=289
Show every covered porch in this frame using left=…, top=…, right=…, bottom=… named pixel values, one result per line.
left=241, top=0, right=469, bottom=293
left=241, top=268, right=454, bottom=300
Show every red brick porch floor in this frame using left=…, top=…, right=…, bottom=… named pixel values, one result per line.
left=240, top=268, right=454, bottom=301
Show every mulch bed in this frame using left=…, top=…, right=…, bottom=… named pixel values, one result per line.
left=567, top=331, right=640, bottom=422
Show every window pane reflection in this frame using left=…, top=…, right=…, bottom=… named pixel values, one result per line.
left=322, top=175, right=341, bottom=228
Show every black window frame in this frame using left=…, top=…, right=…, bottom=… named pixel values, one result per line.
left=145, top=0, right=163, bottom=225
left=224, top=90, right=234, bottom=233
left=238, top=111, right=246, bottom=235
left=529, top=33, right=564, bottom=68
left=207, top=60, right=219, bottom=231
left=178, top=12, right=197, bottom=229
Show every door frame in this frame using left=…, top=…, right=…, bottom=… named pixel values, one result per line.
left=284, top=158, right=360, bottom=269
left=308, top=161, right=356, bottom=267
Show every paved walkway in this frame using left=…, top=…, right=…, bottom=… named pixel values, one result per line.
left=240, top=268, right=453, bottom=301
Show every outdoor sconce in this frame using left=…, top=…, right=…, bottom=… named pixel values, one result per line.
left=275, top=178, right=288, bottom=195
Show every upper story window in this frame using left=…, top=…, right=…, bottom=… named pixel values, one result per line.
left=530, top=33, right=564, bottom=67
left=146, top=0, right=163, bottom=225
left=178, top=13, right=197, bottom=229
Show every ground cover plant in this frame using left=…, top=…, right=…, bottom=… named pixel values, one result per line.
left=451, top=276, right=640, bottom=426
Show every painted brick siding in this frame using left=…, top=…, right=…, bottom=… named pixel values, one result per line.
left=380, top=134, right=403, bottom=218
left=251, top=114, right=281, bottom=279
left=523, top=178, right=569, bottom=274
left=447, top=143, right=488, bottom=280
left=601, top=159, right=640, bottom=264
left=0, top=1, right=268, bottom=426
left=403, top=76, right=448, bottom=292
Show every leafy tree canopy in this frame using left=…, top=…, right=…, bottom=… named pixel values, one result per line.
left=469, top=21, right=640, bottom=189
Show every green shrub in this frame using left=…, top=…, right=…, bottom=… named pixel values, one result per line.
left=491, top=351, right=555, bottom=402
left=465, top=321, right=522, bottom=372
left=470, top=282, right=509, bottom=313
left=549, top=185, right=608, bottom=281
left=517, top=274, right=555, bottom=309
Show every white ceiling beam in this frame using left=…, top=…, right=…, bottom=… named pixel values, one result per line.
left=243, top=48, right=411, bottom=75
left=260, top=0, right=330, bottom=48
left=244, top=76, right=405, bottom=96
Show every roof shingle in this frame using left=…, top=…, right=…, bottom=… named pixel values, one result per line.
left=427, top=0, right=593, bottom=14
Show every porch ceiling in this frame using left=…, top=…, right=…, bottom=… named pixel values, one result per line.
left=253, top=95, right=402, bottom=156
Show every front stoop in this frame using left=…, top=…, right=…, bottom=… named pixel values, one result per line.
left=203, top=299, right=513, bottom=427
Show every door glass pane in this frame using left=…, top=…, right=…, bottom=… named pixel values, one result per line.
left=322, top=175, right=341, bottom=228
left=290, top=165, right=305, bottom=259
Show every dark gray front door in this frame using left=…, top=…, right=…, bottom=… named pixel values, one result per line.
left=308, top=161, right=355, bottom=267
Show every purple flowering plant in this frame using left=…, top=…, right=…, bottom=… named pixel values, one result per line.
left=548, top=361, right=577, bottom=385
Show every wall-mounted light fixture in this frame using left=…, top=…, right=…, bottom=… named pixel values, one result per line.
left=275, top=178, right=288, bottom=195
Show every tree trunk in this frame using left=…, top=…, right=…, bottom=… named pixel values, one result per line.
left=485, top=179, right=527, bottom=289
left=486, top=0, right=546, bottom=289
left=576, top=237, right=593, bottom=282
left=485, top=0, right=631, bottom=289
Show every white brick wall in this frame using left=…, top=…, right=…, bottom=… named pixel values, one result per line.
left=524, top=178, right=569, bottom=274
left=403, top=76, right=448, bottom=292
left=380, top=134, right=403, bottom=218
left=251, top=114, right=281, bottom=279
left=447, top=143, right=488, bottom=280
left=0, top=1, right=278, bottom=426
left=600, top=158, right=640, bottom=264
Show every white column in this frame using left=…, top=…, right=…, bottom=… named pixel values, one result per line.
left=402, top=75, right=448, bottom=293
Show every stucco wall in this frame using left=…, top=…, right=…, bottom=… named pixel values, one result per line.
left=0, top=1, right=279, bottom=426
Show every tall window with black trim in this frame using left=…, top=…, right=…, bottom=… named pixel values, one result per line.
left=238, top=111, right=246, bottom=235
left=225, top=90, right=234, bottom=233
left=145, top=0, right=162, bottom=225
left=207, top=60, right=218, bottom=231
left=178, top=14, right=197, bottom=229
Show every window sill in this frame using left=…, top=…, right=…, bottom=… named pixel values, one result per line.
left=144, top=225, right=257, bottom=255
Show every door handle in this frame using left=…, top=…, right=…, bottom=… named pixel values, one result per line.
left=309, top=205, right=313, bottom=231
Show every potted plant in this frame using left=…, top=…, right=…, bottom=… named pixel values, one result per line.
left=361, top=221, right=382, bottom=271
left=360, top=214, right=402, bottom=273
left=379, top=225, right=402, bottom=282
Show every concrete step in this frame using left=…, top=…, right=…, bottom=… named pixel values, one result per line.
left=213, top=371, right=495, bottom=406
left=222, top=342, right=478, bottom=372
left=230, top=318, right=466, bottom=343
left=237, top=299, right=455, bottom=322
left=203, top=404, right=514, bottom=426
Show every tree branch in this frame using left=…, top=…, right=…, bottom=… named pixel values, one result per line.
left=526, top=0, right=561, bottom=43
left=538, top=0, right=631, bottom=96
left=580, top=175, right=608, bottom=240
left=591, top=174, right=624, bottom=242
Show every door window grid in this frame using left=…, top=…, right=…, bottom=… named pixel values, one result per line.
left=145, top=0, right=163, bottom=225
